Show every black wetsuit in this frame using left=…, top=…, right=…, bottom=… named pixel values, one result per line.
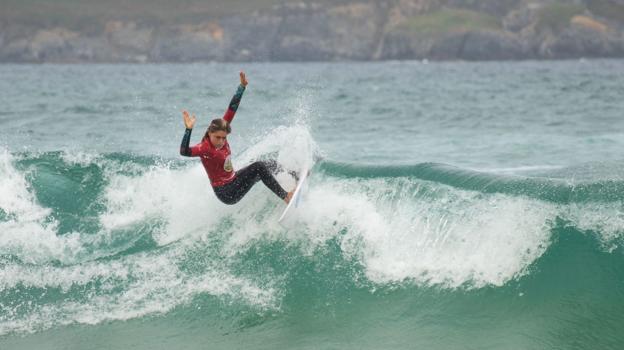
left=213, top=160, right=287, bottom=205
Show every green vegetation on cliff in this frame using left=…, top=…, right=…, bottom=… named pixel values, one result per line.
left=586, top=0, right=624, bottom=22
left=399, top=7, right=501, bottom=36
left=535, top=3, right=585, bottom=31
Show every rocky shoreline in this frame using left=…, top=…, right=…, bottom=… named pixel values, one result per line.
left=2, top=0, right=624, bottom=63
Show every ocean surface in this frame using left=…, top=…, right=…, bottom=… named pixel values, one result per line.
left=1, top=60, right=624, bottom=349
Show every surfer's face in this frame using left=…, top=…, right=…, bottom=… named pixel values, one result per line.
left=209, top=131, right=227, bottom=149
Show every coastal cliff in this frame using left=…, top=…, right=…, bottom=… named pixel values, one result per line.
left=1, top=0, right=624, bottom=62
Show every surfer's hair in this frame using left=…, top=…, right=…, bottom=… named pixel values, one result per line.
left=204, top=118, right=231, bottom=140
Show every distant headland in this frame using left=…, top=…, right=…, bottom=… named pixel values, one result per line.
left=2, top=0, right=624, bottom=63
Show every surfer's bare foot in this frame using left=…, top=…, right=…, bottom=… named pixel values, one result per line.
left=284, top=191, right=294, bottom=204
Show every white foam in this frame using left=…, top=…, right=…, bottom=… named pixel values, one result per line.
left=0, top=150, right=84, bottom=264
left=562, top=201, right=624, bottom=250
left=0, top=246, right=276, bottom=335
left=0, top=259, right=129, bottom=292
left=238, top=124, right=318, bottom=172
left=99, top=162, right=234, bottom=246
left=288, top=177, right=557, bottom=288
left=59, top=150, right=100, bottom=166
left=189, top=170, right=557, bottom=289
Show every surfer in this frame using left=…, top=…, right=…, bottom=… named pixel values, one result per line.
left=180, top=71, right=294, bottom=205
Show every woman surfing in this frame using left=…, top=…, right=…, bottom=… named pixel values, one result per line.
left=179, top=71, right=295, bottom=205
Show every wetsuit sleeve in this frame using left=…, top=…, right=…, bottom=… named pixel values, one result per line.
left=222, top=84, right=246, bottom=123
left=180, top=128, right=193, bottom=156
left=180, top=128, right=209, bottom=157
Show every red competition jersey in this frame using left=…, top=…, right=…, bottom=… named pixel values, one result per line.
left=189, top=137, right=235, bottom=187
left=180, top=84, right=245, bottom=187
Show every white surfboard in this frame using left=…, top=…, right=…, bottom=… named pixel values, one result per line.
left=278, top=165, right=310, bottom=223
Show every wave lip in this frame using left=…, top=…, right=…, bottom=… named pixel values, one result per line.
left=318, top=161, right=624, bottom=203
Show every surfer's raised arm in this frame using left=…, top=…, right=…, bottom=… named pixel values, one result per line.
left=180, top=110, right=197, bottom=157
left=222, top=71, right=248, bottom=124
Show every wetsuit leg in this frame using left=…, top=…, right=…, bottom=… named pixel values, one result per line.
left=213, top=161, right=288, bottom=205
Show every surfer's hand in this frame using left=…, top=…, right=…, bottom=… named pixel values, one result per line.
left=182, top=110, right=196, bottom=129
left=239, top=71, right=248, bottom=87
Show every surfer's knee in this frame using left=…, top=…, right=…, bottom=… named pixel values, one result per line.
left=213, top=190, right=240, bottom=205
left=219, top=197, right=239, bottom=205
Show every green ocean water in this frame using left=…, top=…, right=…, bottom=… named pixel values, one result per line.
left=1, top=61, right=624, bottom=349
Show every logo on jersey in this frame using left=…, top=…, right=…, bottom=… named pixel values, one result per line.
left=223, top=156, right=233, bottom=172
